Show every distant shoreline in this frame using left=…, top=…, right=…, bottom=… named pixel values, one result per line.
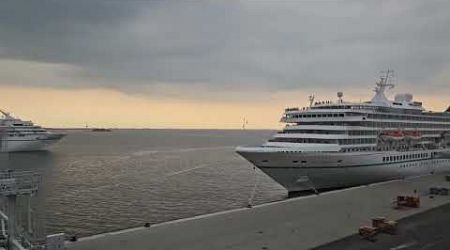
left=48, top=128, right=276, bottom=131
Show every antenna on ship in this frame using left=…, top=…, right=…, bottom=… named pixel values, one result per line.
left=242, top=118, right=248, bottom=130
left=379, top=69, right=395, bottom=88
left=308, top=95, right=315, bottom=108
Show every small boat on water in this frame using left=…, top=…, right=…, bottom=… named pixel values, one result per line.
left=92, top=128, right=112, bottom=132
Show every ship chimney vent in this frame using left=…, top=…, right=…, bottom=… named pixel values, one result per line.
left=394, top=93, right=413, bottom=103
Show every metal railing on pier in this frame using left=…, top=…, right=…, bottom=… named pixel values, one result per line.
left=0, top=170, right=40, bottom=250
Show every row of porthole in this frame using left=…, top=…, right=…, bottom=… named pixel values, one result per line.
left=261, top=155, right=447, bottom=165
left=398, top=159, right=449, bottom=168
left=261, top=159, right=308, bottom=164
left=263, top=160, right=342, bottom=164
left=383, top=153, right=433, bottom=163
left=260, top=159, right=450, bottom=166
left=399, top=162, right=426, bottom=168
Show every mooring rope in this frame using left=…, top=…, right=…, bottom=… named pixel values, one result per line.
left=248, top=166, right=259, bottom=207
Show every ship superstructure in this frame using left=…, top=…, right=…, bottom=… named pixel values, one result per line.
left=236, top=70, right=450, bottom=195
left=0, top=110, right=65, bottom=152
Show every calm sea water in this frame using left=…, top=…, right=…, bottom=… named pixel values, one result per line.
left=0, top=129, right=286, bottom=237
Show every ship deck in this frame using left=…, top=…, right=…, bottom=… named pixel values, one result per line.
left=66, top=173, right=450, bottom=250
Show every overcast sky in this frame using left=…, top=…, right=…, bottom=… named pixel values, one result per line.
left=0, top=0, right=449, bottom=127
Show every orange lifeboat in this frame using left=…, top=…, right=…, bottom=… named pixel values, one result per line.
left=381, top=129, right=404, bottom=140
left=403, top=130, right=421, bottom=140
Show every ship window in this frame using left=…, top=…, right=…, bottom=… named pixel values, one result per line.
left=262, top=160, right=268, bottom=163
left=301, top=161, right=307, bottom=164
left=292, top=160, right=298, bottom=163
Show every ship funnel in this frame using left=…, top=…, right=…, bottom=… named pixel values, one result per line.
left=394, top=93, right=413, bottom=103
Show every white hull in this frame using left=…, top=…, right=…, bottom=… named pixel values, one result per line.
left=237, top=148, right=450, bottom=193
left=0, top=134, right=65, bottom=152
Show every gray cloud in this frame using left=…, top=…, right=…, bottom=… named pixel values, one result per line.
left=0, top=0, right=450, bottom=95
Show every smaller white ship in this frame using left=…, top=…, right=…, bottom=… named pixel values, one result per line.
left=0, top=109, right=65, bottom=152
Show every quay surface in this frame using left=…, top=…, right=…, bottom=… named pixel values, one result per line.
left=67, top=173, right=450, bottom=250
left=316, top=202, right=450, bottom=249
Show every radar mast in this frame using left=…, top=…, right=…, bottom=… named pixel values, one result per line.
left=308, top=95, right=315, bottom=108
left=371, top=69, right=395, bottom=105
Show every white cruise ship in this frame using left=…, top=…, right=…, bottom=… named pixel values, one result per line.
left=0, top=109, right=65, bottom=152
left=236, top=70, right=450, bottom=195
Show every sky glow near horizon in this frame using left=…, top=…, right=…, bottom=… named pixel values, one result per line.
left=0, top=1, right=449, bottom=128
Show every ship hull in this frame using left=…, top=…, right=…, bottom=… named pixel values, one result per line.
left=0, top=133, right=65, bottom=152
left=237, top=147, right=450, bottom=194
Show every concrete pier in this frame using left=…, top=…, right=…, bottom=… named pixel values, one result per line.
left=67, top=173, right=450, bottom=250
left=316, top=202, right=450, bottom=249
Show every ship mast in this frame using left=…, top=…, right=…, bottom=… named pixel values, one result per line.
left=0, top=109, right=13, bottom=119
left=371, top=69, right=395, bottom=105
left=308, top=95, right=315, bottom=108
